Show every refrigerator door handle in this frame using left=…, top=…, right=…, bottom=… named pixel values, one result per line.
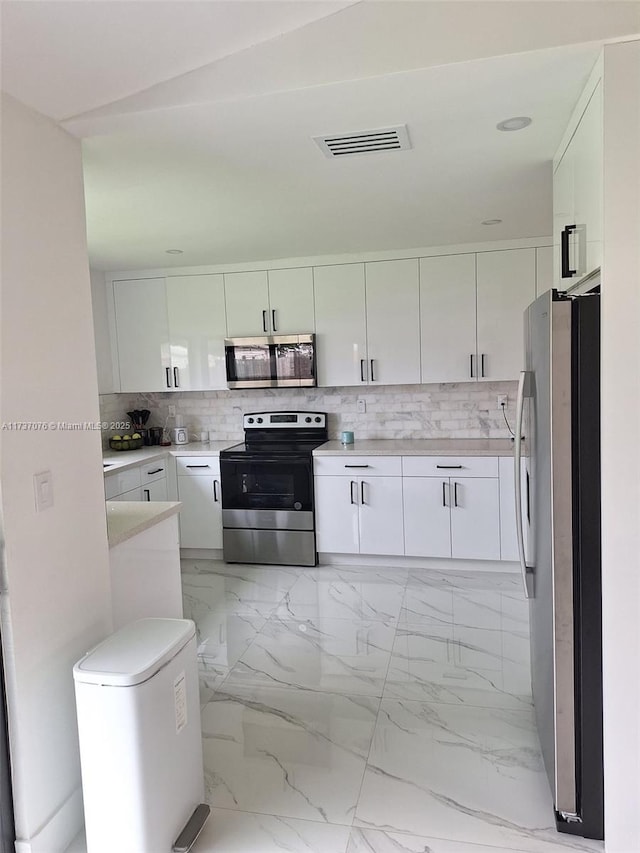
left=515, top=369, right=534, bottom=599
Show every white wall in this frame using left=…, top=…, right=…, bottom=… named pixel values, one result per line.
left=601, top=40, right=640, bottom=853
left=0, top=94, right=112, bottom=853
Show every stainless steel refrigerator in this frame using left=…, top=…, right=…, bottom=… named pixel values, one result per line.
left=514, top=288, right=603, bottom=840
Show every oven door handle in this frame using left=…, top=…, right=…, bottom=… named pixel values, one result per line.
left=221, top=455, right=311, bottom=465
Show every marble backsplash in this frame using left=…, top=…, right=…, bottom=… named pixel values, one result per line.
left=99, top=381, right=518, bottom=447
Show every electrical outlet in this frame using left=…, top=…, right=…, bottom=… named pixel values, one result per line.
left=168, top=405, right=176, bottom=417
left=497, top=394, right=508, bottom=407
left=356, top=399, right=366, bottom=414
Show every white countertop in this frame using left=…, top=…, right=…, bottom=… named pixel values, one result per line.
left=103, top=440, right=238, bottom=474
left=313, top=438, right=515, bottom=456
left=106, top=500, right=182, bottom=548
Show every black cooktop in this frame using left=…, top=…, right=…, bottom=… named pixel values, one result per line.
left=221, top=410, right=328, bottom=459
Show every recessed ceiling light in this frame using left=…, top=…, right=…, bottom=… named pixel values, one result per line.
left=496, top=116, right=532, bottom=132
left=482, top=219, right=503, bottom=226
left=165, top=249, right=183, bottom=255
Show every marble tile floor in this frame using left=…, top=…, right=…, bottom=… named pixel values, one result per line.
left=179, top=559, right=604, bottom=853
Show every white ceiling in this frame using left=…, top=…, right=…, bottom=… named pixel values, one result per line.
left=2, top=1, right=639, bottom=272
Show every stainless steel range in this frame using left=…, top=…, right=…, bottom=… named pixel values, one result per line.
left=220, top=411, right=328, bottom=566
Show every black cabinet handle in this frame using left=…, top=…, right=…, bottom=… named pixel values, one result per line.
left=470, top=354, right=475, bottom=378
left=561, top=224, right=577, bottom=278
left=213, top=480, right=219, bottom=502
left=272, top=309, right=277, bottom=332
left=165, top=367, right=172, bottom=388
left=147, top=468, right=164, bottom=475
left=173, top=366, right=180, bottom=387
left=442, top=482, right=447, bottom=507
left=436, top=465, right=463, bottom=469
left=360, top=480, right=366, bottom=505
left=344, top=464, right=369, bottom=468
left=370, top=359, right=376, bottom=382
left=360, top=359, right=366, bottom=382
left=186, top=464, right=210, bottom=468
left=262, top=310, right=268, bottom=332
left=350, top=480, right=357, bottom=505
left=481, top=354, right=486, bottom=378
left=143, top=489, right=150, bottom=501
left=454, top=482, right=459, bottom=507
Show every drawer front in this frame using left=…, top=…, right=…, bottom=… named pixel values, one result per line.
left=401, top=456, right=499, bottom=478
left=313, top=455, right=402, bottom=477
left=104, top=466, right=142, bottom=499
left=176, top=456, right=221, bottom=476
left=140, top=459, right=168, bottom=484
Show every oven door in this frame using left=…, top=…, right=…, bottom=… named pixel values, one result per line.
left=221, top=455, right=314, bottom=531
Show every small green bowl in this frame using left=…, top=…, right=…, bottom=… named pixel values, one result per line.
left=109, top=437, right=144, bottom=452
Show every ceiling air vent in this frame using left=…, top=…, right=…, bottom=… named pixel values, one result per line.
left=313, top=125, right=411, bottom=158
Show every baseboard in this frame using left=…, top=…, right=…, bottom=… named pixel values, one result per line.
left=14, top=786, right=83, bottom=853
left=317, top=553, right=520, bottom=574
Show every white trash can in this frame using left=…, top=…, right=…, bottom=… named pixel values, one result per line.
left=73, top=618, right=209, bottom=853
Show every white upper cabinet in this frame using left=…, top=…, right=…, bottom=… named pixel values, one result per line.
left=365, top=259, right=421, bottom=385
left=114, top=278, right=170, bottom=392
left=420, top=253, right=476, bottom=383
left=267, top=267, right=315, bottom=334
left=224, top=267, right=315, bottom=337
left=572, top=80, right=603, bottom=278
left=476, top=249, right=536, bottom=380
left=166, top=274, right=227, bottom=390
left=314, top=263, right=368, bottom=387
left=224, top=271, right=269, bottom=337
left=553, top=71, right=603, bottom=285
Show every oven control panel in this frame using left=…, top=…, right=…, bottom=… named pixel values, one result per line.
left=243, top=412, right=326, bottom=429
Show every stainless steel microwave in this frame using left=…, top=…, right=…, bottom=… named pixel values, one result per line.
left=224, top=334, right=316, bottom=389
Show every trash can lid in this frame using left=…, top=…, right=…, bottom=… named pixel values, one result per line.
left=73, top=618, right=196, bottom=687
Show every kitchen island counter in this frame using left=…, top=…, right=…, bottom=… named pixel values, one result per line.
left=106, top=500, right=181, bottom=548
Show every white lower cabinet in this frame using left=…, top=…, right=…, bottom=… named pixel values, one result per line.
left=142, top=478, right=168, bottom=502
left=314, top=456, right=404, bottom=556
left=403, top=476, right=451, bottom=558
left=403, top=474, right=500, bottom=561
left=176, top=457, right=222, bottom=549
left=109, top=486, right=143, bottom=502
left=449, top=477, right=500, bottom=560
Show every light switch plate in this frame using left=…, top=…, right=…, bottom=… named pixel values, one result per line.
left=34, top=470, right=54, bottom=511
left=356, top=399, right=366, bottom=414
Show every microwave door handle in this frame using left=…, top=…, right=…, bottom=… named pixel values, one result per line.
left=515, top=370, right=534, bottom=598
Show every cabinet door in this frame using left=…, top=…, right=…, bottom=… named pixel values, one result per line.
left=314, top=264, right=368, bottom=387
left=365, top=259, right=420, bottom=385
left=224, top=271, right=269, bottom=337
left=572, top=80, right=603, bottom=278
left=358, top=476, right=404, bottom=556
left=314, top=476, right=359, bottom=553
left=553, top=146, right=575, bottom=286
left=166, top=274, right=227, bottom=390
left=267, top=268, right=315, bottom=334
left=450, top=477, right=500, bottom=560
left=536, top=246, right=554, bottom=297
left=113, top=278, right=170, bottom=391
left=420, top=254, right=476, bottom=383
left=142, top=478, right=168, bottom=502
left=403, top=477, right=452, bottom=558
left=109, top=486, right=143, bottom=502
left=476, top=249, right=535, bottom=380
left=177, top=475, right=223, bottom=549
